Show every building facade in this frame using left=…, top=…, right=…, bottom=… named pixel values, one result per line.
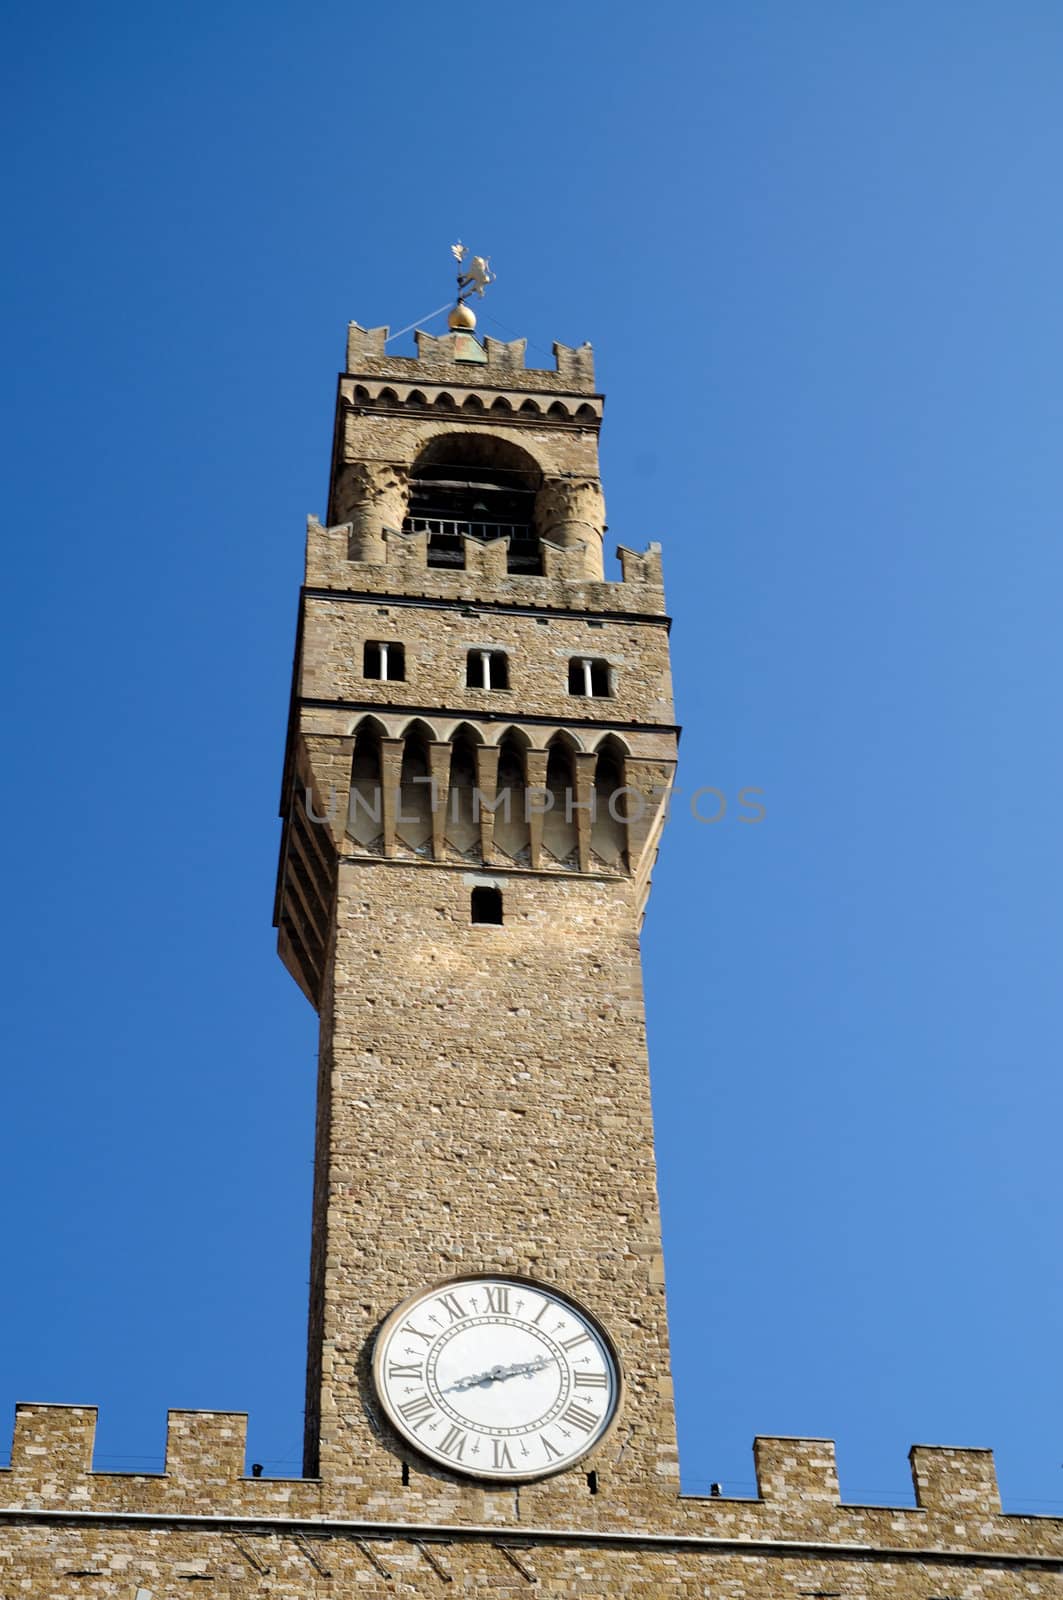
left=2, top=318, right=1060, bottom=1596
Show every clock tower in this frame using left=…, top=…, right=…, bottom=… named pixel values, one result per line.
left=3, top=281, right=1057, bottom=1596
left=274, top=300, right=680, bottom=1521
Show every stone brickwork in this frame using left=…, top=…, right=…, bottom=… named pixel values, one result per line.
left=297, top=595, right=674, bottom=724
left=4, top=321, right=1060, bottom=1596
left=3, top=1412, right=1062, bottom=1594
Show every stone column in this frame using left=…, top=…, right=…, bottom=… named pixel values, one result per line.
left=535, top=477, right=606, bottom=580
left=524, top=749, right=549, bottom=869
left=427, top=742, right=452, bottom=862
left=339, top=462, right=408, bottom=562
left=379, top=738, right=405, bottom=857
left=572, top=751, right=598, bottom=873
left=475, top=743, right=501, bottom=864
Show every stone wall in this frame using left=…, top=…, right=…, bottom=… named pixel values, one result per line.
left=3, top=1412, right=1061, bottom=1595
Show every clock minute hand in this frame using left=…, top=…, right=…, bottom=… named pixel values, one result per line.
left=446, top=1355, right=557, bottom=1393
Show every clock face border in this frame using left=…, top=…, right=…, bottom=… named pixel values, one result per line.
left=371, top=1272, right=624, bottom=1483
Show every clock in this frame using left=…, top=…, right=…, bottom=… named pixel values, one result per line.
left=372, top=1274, right=621, bottom=1480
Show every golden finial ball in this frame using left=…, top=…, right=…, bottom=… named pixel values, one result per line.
left=448, top=301, right=477, bottom=331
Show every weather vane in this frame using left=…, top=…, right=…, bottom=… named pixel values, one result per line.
left=448, top=242, right=495, bottom=330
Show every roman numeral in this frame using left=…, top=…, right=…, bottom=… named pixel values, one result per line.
left=561, top=1400, right=599, bottom=1433
left=540, top=1433, right=563, bottom=1461
left=399, top=1320, right=432, bottom=1345
left=561, top=1331, right=591, bottom=1352
left=387, top=1361, right=423, bottom=1380
left=397, top=1393, right=435, bottom=1428
left=435, top=1292, right=465, bottom=1323
left=439, top=1424, right=468, bottom=1461
left=483, top=1284, right=510, bottom=1315
left=531, top=1299, right=549, bottom=1325
left=575, top=1370, right=609, bottom=1389
left=492, top=1439, right=514, bottom=1470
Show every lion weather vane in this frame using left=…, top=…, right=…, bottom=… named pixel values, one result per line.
left=448, top=242, right=495, bottom=330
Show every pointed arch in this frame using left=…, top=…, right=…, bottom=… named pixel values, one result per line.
left=592, top=734, right=628, bottom=870
left=446, top=724, right=481, bottom=858
left=407, top=388, right=428, bottom=407
left=433, top=391, right=456, bottom=409
left=347, top=717, right=385, bottom=851
left=543, top=726, right=583, bottom=753
left=591, top=730, right=630, bottom=757
left=547, top=400, right=570, bottom=418
left=519, top=398, right=542, bottom=415
left=378, top=386, right=399, bottom=405
left=449, top=720, right=484, bottom=746
left=490, top=396, right=514, bottom=413
left=461, top=393, right=485, bottom=412
left=543, top=734, right=578, bottom=867
left=397, top=715, right=439, bottom=743
left=396, top=720, right=433, bottom=854
left=493, top=729, right=531, bottom=862
left=492, top=723, right=531, bottom=750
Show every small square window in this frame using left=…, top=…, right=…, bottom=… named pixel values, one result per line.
left=466, top=650, right=509, bottom=691
left=471, top=886, right=503, bottom=925
left=568, top=656, right=611, bottom=697
left=364, top=641, right=405, bottom=682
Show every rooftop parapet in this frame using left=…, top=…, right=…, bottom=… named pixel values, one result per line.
left=5, top=1405, right=247, bottom=1502
left=345, top=322, right=596, bottom=393
left=303, top=518, right=668, bottom=615
left=0, top=1407, right=1033, bottom=1535
left=754, top=1436, right=841, bottom=1505
left=910, top=1444, right=1001, bottom=1515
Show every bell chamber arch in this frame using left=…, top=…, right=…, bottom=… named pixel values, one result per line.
left=405, top=432, right=544, bottom=574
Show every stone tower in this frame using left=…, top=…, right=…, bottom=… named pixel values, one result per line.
left=273, top=317, right=681, bottom=1521
left=2, top=311, right=1059, bottom=1596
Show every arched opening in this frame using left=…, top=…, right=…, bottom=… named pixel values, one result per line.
left=492, top=730, right=531, bottom=863
left=395, top=721, right=434, bottom=855
left=542, top=735, right=578, bottom=867
left=347, top=718, right=385, bottom=851
left=592, top=736, right=628, bottom=869
left=406, top=434, right=544, bottom=574
left=446, top=725, right=482, bottom=857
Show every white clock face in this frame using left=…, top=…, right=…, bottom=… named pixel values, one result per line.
left=373, top=1275, right=620, bottom=1480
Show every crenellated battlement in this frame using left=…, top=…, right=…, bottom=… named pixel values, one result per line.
left=346, top=322, right=597, bottom=392
left=304, top=516, right=666, bottom=613
left=0, top=1407, right=1037, bottom=1527
left=4, top=1408, right=1061, bottom=1596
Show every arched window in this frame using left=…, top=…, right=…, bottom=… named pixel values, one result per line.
left=395, top=722, right=434, bottom=855
left=446, top=727, right=482, bottom=857
left=406, top=435, right=544, bottom=574
left=492, top=731, right=531, bottom=863
left=542, top=736, right=578, bottom=867
left=347, top=719, right=385, bottom=851
left=591, top=737, right=628, bottom=869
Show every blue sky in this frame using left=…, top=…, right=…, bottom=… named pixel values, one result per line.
left=3, top=1, right=1062, bottom=1512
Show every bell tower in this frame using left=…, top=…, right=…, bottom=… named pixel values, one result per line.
left=274, top=282, right=679, bottom=1525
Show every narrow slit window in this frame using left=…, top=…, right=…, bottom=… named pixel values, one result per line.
left=471, top=886, right=503, bottom=925
left=364, top=641, right=406, bottom=682
left=568, top=656, right=611, bottom=697
left=466, top=650, right=509, bottom=691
